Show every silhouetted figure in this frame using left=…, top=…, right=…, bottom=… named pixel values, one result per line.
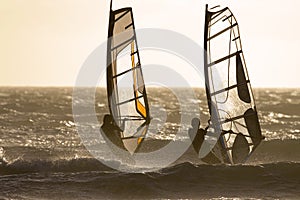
left=100, top=114, right=126, bottom=150
left=188, top=118, right=206, bottom=154
left=188, top=118, right=221, bottom=164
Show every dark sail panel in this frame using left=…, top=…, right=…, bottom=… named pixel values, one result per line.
left=244, top=108, right=263, bottom=146
left=236, top=54, right=251, bottom=103
left=232, top=133, right=250, bottom=164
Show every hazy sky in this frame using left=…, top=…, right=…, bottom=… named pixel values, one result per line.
left=0, top=0, right=299, bottom=87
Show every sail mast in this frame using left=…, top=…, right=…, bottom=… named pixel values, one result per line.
left=110, top=0, right=113, bottom=11
left=203, top=4, right=212, bottom=115
left=106, top=0, right=113, bottom=118
left=106, top=0, right=121, bottom=126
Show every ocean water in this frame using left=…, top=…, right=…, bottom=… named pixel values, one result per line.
left=0, top=87, right=299, bottom=199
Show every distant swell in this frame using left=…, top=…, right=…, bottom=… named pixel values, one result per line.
left=0, top=158, right=117, bottom=175
left=1, top=157, right=299, bottom=180
left=0, top=140, right=300, bottom=176
left=159, top=162, right=300, bottom=183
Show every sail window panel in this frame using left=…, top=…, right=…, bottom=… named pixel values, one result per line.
left=117, top=77, right=135, bottom=105
left=116, top=45, right=135, bottom=108
left=116, top=45, right=134, bottom=74
left=209, top=63, right=229, bottom=99
left=112, top=42, right=137, bottom=79
left=208, top=29, right=240, bottom=66
left=208, top=30, right=233, bottom=64
left=209, top=57, right=237, bottom=103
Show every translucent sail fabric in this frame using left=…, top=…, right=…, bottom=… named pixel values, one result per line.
left=204, top=5, right=264, bottom=164
left=106, top=7, right=150, bottom=154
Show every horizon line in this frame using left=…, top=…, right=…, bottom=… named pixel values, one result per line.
left=0, top=85, right=299, bottom=89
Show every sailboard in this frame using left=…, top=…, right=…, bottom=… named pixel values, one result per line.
left=106, top=0, right=150, bottom=154
left=203, top=4, right=264, bottom=164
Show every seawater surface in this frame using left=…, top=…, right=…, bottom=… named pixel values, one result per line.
left=0, top=87, right=299, bottom=199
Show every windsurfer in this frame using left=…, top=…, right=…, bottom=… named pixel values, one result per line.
left=188, top=118, right=221, bottom=164
left=100, top=114, right=126, bottom=150
left=188, top=118, right=207, bottom=154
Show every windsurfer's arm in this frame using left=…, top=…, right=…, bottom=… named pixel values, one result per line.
left=204, top=119, right=211, bottom=132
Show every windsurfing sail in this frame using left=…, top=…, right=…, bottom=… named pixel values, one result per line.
left=106, top=0, right=150, bottom=154
left=203, top=4, right=264, bottom=164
